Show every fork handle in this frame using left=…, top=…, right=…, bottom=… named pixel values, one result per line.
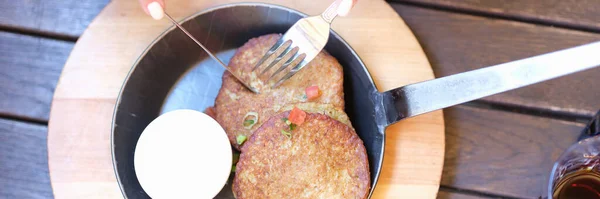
left=321, top=0, right=357, bottom=23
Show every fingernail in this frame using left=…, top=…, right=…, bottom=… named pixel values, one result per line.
left=337, top=0, right=354, bottom=16
left=147, top=2, right=164, bottom=20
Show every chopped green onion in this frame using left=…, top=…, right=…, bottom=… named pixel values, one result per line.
left=243, top=119, right=255, bottom=126
left=231, top=152, right=240, bottom=173
left=302, top=94, right=307, bottom=100
left=282, top=117, right=291, bottom=125
left=281, top=130, right=292, bottom=139
left=232, top=152, right=240, bottom=164
left=242, top=112, right=259, bottom=129
left=236, top=135, right=247, bottom=145
left=281, top=117, right=296, bottom=131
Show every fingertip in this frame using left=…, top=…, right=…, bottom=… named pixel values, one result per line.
left=147, top=1, right=164, bottom=20
left=337, top=0, right=356, bottom=16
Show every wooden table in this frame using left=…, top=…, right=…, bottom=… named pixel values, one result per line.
left=1, top=0, right=598, bottom=198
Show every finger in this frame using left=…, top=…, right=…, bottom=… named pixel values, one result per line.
left=139, top=0, right=166, bottom=20
left=337, top=0, right=357, bottom=16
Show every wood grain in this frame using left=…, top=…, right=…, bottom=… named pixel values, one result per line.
left=390, top=0, right=600, bottom=32
left=391, top=4, right=600, bottom=117
left=0, top=31, right=73, bottom=122
left=48, top=0, right=444, bottom=198
left=443, top=105, right=585, bottom=198
left=48, top=99, right=121, bottom=199
left=0, top=0, right=110, bottom=39
left=437, top=191, right=488, bottom=199
left=0, top=118, right=53, bottom=198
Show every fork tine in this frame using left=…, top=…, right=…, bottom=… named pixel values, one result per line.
left=268, top=50, right=303, bottom=81
left=259, top=41, right=293, bottom=76
left=252, top=38, right=286, bottom=71
left=272, top=58, right=309, bottom=88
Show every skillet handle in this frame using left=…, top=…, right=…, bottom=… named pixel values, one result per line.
left=380, top=41, right=600, bottom=126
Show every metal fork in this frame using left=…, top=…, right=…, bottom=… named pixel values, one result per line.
left=252, top=0, right=356, bottom=88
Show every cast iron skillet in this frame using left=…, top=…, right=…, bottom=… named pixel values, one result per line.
left=113, top=3, right=384, bottom=198
left=112, top=2, right=600, bottom=199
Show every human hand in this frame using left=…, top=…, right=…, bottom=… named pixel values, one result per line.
left=139, top=0, right=166, bottom=20
left=338, top=0, right=357, bottom=16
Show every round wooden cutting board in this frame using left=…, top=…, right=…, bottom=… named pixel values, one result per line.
left=47, top=0, right=445, bottom=198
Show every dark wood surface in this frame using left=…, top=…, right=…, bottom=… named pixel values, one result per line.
left=0, top=0, right=110, bottom=198
left=1, top=0, right=599, bottom=198
left=392, top=4, right=600, bottom=119
left=391, top=0, right=600, bottom=32
left=437, top=190, right=489, bottom=199
left=0, top=31, right=73, bottom=122
left=0, top=0, right=111, bottom=40
left=443, top=106, right=584, bottom=198
left=0, top=118, right=53, bottom=199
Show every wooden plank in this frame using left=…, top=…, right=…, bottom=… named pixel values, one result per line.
left=437, top=190, right=489, bottom=199
left=390, top=4, right=600, bottom=117
left=0, top=31, right=74, bottom=122
left=390, top=0, right=600, bottom=32
left=442, top=105, right=585, bottom=198
left=0, top=0, right=110, bottom=38
left=0, top=118, right=53, bottom=198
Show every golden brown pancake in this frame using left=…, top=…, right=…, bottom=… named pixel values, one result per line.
left=233, top=111, right=370, bottom=199
left=211, top=34, right=346, bottom=149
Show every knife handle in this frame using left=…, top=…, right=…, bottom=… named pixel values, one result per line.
left=380, top=41, right=600, bottom=126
